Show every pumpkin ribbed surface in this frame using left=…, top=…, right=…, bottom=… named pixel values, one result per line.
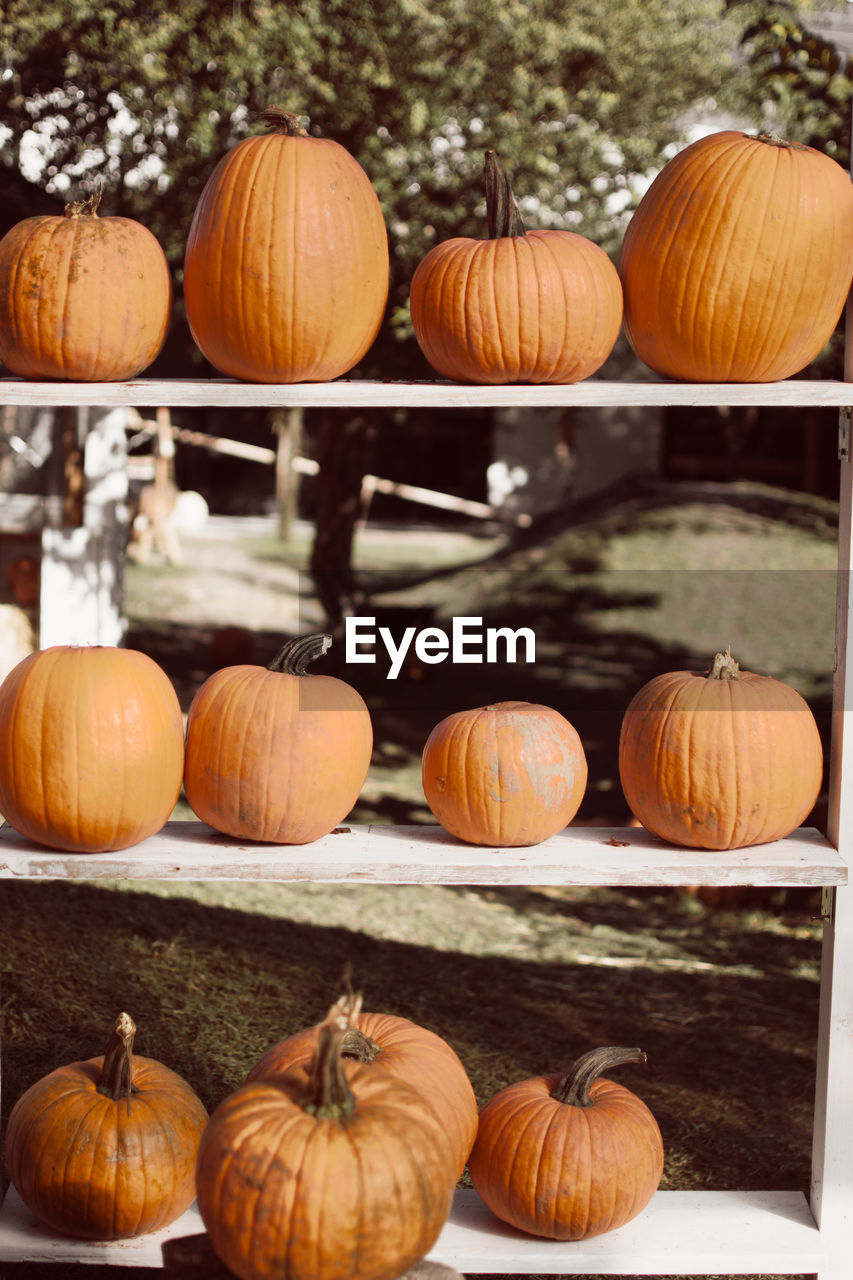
left=4, top=1014, right=208, bottom=1240
left=183, top=114, right=389, bottom=383
left=422, top=700, right=588, bottom=846
left=619, top=130, right=853, bottom=382
left=618, top=651, right=823, bottom=849
left=468, top=1048, right=663, bottom=1241
left=246, top=1009, right=477, bottom=1183
left=0, top=646, right=185, bottom=853
left=0, top=199, right=171, bottom=381
left=410, top=228, right=623, bottom=385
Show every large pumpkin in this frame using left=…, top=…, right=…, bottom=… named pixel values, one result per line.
left=246, top=1007, right=477, bottom=1183
left=4, top=1013, right=208, bottom=1240
left=619, top=130, right=853, bottom=382
left=195, top=994, right=454, bottom=1280
left=183, top=633, right=373, bottom=844
left=619, top=648, right=823, bottom=849
left=0, top=193, right=171, bottom=381
left=422, top=700, right=588, bottom=846
left=410, top=151, right=623, bottom=384
left=184, top=107, right=389, bottom=383
left=468, top=1046, right=663, bottom=1240
left=0, top=645, right=185, bottom=853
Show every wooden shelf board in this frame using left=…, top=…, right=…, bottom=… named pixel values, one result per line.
left=1, top=376, right=851, bottom=409
left=0, top=820, right=845, bottom=886
left=0, top=1185, right=822, bottom=1274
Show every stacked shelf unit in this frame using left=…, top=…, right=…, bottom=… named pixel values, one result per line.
left=0, top=372, right=852, bottom=1280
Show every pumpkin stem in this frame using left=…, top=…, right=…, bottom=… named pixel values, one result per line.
left=707, top=647, right=741, bottom=681
left=484, top=151, right=526, bottom=240
left=551, top=1045, right=647, bottom=1108
left=340, top=1026, right=383, bottom=1062
left=65, top=191, right=102, bottom=219
left=268, top=633, right=333, bottom=675
left=96, top=1012, right=140, bottom=1114
left=303, top=993, right=362, bottom=1118
left=261, top=106, right=308, bottom=136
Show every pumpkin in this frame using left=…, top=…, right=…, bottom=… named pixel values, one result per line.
left=618, top=648, right=823, bottom=850
left=409, top=151, right=623, bottom=384
left=195, top=993, right=454, bottom=1280
left=246, top=1007, right=478, bottom=1183
left=183, top=106, right=389, bottom=383
left=421, top=700, right=588, bottom=846
left=3, top=1012, right=208, bottom=1240
left=0, top=193, right=171, bottom=381
left=0, top=644, right=185, bottom=853
left=468, top=1045, right=663, bottom=1240
left=183, top=633, right=372, bottom=844
left=618, top=130, right=853, bottom=382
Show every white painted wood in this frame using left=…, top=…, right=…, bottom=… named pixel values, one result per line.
left=1, top=376, right=852, bottom=409
left=0, top=1184, right=821, bottom=1274
left=0, top=819, right=843, bottom=886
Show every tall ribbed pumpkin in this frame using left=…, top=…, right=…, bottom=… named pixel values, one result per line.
left=195, top=994, right=453, bottom=1280
left=618, top=648, right=823, bottom=849
left=422, top=700, right=588, bottom=846
left=410, top=151, right=623, bottom=384
left=0, top=194, right=171, bottom=381
left=619, top=130, right=853, bottom=382
left=183, top=107, right=389, bottom=383
left=183, top=633, right=373, bottom=844
left=0, top=645, right=185, bottom=853
left=4, top=1013, right=208, bottom=1240
left=246, top=1008, right=478, bottom=1184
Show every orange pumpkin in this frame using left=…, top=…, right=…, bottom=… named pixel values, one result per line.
left=619, top=130, right=853, bottom=382
left=196, top=994, right=453, bottom=1280
left=184, top=107, right=389, bottom=383
left=183, top=633, right=373, bottom=844
left=0, top=193, right=171, bottom=381
left=468, top=1045, right=663, bottom=1240
left=422, top=700, right=588, bottom=846
left=410, top=151, right=623, bottom=384
left=246, top=1007, right=478, bottom=1183
left=619, top=648, right=823, bottom=849
left=4, top=1012, right=208, bottom=1240
left=0, top=645, right=185, bottom=853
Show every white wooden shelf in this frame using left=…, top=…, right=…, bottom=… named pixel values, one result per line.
left=0, top=1185, right=823, bottom=1275
left=1, top=374, right=852, bottom=409
left=0, top=819, right=844, bottom=886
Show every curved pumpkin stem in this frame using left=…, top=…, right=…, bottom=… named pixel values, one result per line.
left=551, top=1045, right=647, bottom=1108
left=65, top=191, right=102, bottom=219
left=268, top=633, right=332, bottom=675
left=261, top=106, right=308, bottom=137
left=484, top=151, right=526, bottom=240
left=303, top=993, right=363, bottom=1119
left=707, top=647, right=741, bottom=681
left=97, top=1011, right=140, bottom=1113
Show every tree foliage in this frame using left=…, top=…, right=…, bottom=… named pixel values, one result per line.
left=1, top=0, right=749, bottom=371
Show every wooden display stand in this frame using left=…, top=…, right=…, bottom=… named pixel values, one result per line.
left=0, top=373, right=851, bottom=1280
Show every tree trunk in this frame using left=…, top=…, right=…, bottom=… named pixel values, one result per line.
left=309, top=410, right=377, bottom=631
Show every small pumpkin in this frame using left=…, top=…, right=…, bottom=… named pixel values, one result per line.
left=246, top=1006, right=478, bottom=1183
left=468, top=1046, right=663, bottom=1240
left=0, top=193, right=171, bottom=381
left=0, top=644, right=185, bottom=853
left=619, top=130, right=853, bottom=382
left=195, top=993, right=454, bottom=1280
left=183, top=633, right=373, bottom=844
left=422, top=700, right=588, bottom=846
left=618, top=648, right=823, bottom=850
left=410, top=151, right=623, bottom=384
left=3, top=1012, right=208, bottom=1240
left=184, top=106, right=389, bottom=383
